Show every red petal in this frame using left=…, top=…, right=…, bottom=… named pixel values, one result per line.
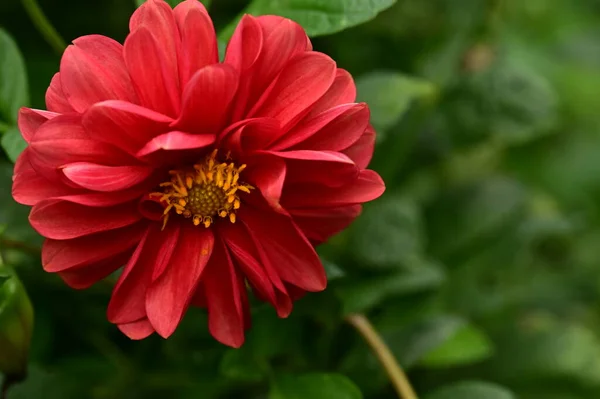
left=118, top=318, right=155, bottom=340
left=282, top=169, right=385, bottom=208
left=42, top=222, right=147, bottom=272
left=241, top=207, right=327, bottom=292
left=62, top=163, right=154, bottom=192
left=249, top=52, right=337, bottom=129
left=265, top=150, right=358, bottom=187
left=343, top=124, right=376, bottom=169
left=18, top=108, right=58, bottom=143
left=129, top=0, right=180, bottom=93
left=219, top=223, right=292, bottom=317
left=203, top=238, right=246, bottom=348
left=175, top=64, right=239, bottom=134
left=124, top=27, right=180, bottom=117
left=30, top=199, right=142, bottom=240
left=56, top=186, right=154, bottom=207
left=291, top=205, right=362, bottom=244
left=222, top=118, right=281, bottom=156
left=304, top=69, right=357, bottom=119
left=28, top=114, right=133, bottom=171
left=244, top=154, right=286, bottom=212
left=173, top=0, right=218, bottom=87
left=45, top=73, right=74, bottom=113
left=58, top=250, right=131, bottom=289
left=137, top=130, right=215, bottom=157
left=108, top=223, right=179, bottom=324
left=83, top=100, right=173, bottom=155
left=251, top=16, right=309, bottom=96
left=146, top=224, right=214, bottom=338
left=60, top=35, right=137, bottom=112
left=273, top=103, right=369, bottom=151
left=12, top=149, right=77, bottom=206
left=219, top=223, right=275, bottom=306
left=224, top=15, right=263, bottom=72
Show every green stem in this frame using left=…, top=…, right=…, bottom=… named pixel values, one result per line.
left=20, top=0, right=67, bottom=55
left=346, top=314, right=418, bottom=399
left=0, top=238, right=41, bottom=256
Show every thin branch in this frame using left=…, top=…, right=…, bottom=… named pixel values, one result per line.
left=346, top=313, right=418, bottom=399
left=0, top=238, right=41, bottom=256
left=20, top=0, right=67, bottom=55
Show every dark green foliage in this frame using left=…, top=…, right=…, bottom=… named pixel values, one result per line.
left=2, top=0, right=600, bottom=397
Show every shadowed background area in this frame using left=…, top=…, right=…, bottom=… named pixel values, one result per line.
left=1, top=0, right=600, bottom=398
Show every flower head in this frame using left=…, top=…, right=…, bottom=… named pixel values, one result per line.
left=12, top=0, right=385, bottom=347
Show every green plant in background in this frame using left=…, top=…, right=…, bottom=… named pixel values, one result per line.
left=0, top=263, right=34, bottom=395
left=1, top=0, right=600, bottom=398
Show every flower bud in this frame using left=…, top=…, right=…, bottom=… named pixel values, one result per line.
left=0, top=267, right=33, bottom=376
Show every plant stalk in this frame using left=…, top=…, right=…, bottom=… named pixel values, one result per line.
left=21, top=0, right=67, bottom=55
left=346, top=313, right=418, bottom=399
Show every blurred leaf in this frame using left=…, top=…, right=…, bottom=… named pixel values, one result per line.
left=247, top=307, right=303, bottom=358
left=5, top=365, right=68, bottom=399
left=220, top=306, right=303, bottom=382
left=337, top=260, right=445, bottom=314
left=428, top=176, right=527, bottom=259
left=350, top=193, right=423, bottom=269
left=220, top=0, right=398, bottom=40
left=270, top=373, right=362, bottom=399
left=356, top=71, right=436, bottom=137
left=385, top=315, right=465, bottom=368
left=445, top=51, right=558, bottom=146
left=0, top=266, right=34, bottom=376
left=322, top=259, right=346, bottom=281
left=220, top=349, right=268, bottom=383
left=491, top=315, right=600, bottom=386
left=419, top=323, right=494, bottom=368
left=425, top=381, right=516, bottom=399
left=2, top=126, right=26, bottom=162
left=0, top=28, right=28, bottom=126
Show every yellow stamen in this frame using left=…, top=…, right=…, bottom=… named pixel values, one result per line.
left=153, top=149, right=254, bottom=229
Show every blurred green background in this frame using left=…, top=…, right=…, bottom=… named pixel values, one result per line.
left=1, top=0, right=600, bottom=398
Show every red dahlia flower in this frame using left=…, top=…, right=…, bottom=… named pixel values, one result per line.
left=12, top=0, right=385, bottom=347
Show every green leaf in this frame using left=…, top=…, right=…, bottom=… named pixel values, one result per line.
left=2, top=126, right=26, bottom=162
left=419, top=323, right=494, bottom=368
left=425, top=381, right=516, bottom=399
left=350, top=193, right=424, bottom=269
left=5, top=365, right=69, bottom=399
left=220, top=349, right=268, bottom=383
left=445, top=53, right=558, bottom=146
left=385, top=315, right=465, bottom=368
left=337, top=260, right=445, bottom=314
left=428, top=176, right=527, bottom=259
left=221, top=0, right=398, bottom=40
left=270, top=373, right=362, bottom=399
left=0, top=266, right=34, bottom=376
left=356, top=71, right=436, bottom=137
left=135, top=0, right=211, bottom=7
left=490, top=315, right=600, bottom=386
left=322, top=259, right=346, bottom=281
left=0, top=28, right=28, bottom=126
left=219, top=306, right=303, bottom=382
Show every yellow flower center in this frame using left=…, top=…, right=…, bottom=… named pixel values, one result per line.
left=151, top=150, right=253, bottom=229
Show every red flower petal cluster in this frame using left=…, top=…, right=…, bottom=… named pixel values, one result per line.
left=12, top=0, right=385, bottom=347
